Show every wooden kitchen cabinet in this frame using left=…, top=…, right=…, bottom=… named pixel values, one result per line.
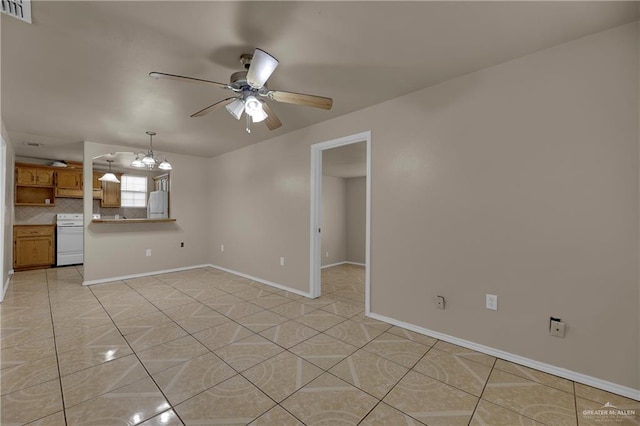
left=15, top=164, right=55, bottom=206
left=13, top=225, right=55, bottom=271
left=55, top=169, right=83, bottom=198
left=92, top=171, right=103, bottom=199
left=101, top=174, right=122, bottom=207
left=16, top=165, right=54, bottom=186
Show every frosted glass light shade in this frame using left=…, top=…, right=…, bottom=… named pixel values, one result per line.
left=158, top=158, right=172, bottom=170
left=142, top=154, right=155, bottom=165
left=246, top=49, right=279, bottom=88
left=99, top=172, right=120, bottom=183
left=131, top=155, right=144, bottom=168
left=225, top=98, right=244, bottom=120
left=244, top=96, right=262, bottom=116
left=251, top=105, right=268, bottom=123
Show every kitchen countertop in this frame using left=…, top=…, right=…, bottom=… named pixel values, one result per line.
left=91, top=218, right=176, bottom=224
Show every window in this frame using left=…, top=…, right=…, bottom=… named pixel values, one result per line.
left=120, top=175, right=147, bottom=208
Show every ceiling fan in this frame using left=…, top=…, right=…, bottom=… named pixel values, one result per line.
left=149, top=48, right=333, bottom=133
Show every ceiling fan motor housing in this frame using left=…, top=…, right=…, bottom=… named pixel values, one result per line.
left=230, top=71, right=248, bottom=88
left=240, top=54, right=253, bottom=70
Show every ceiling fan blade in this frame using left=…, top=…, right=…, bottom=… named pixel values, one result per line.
left=246, top=49, right=279, bottom=89
left=191, top=97, right=236, bottom=118
left=268, top=90, right=333, bottom=110
left=261, top=103, right=282, bottom=130
left=149, top=72, right=230, bottom=90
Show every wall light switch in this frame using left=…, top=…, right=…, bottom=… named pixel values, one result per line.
left=435, top=296, right=445, bottom=310
left=325, top=251, right=329, bottom=258
left=145, top=249, right=151, bottom=257
left=280, top=257, right=285, bottom=266
left=486, top=294, right=498, bottom=311
left=221, top=245, right=224, bottom=252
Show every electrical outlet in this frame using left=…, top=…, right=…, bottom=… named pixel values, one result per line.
left=221, top=245, right=224, bottom=252
left=435, top=295, right=445, bottom=310
left=145, top=249, right=151, bottom=257
left=550, top=317, right=566, bottom=338
left=280, top=257, right=285, bottom=266
left=486, top=294, right=498, bottom=311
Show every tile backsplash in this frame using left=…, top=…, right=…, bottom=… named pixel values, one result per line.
left=15, top=198, right=147, bottom=224
left=92, top=200, right=146, bottom=219
left=15, top=198, right=83, bottom=224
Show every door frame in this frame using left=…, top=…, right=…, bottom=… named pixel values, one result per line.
left=309, top=131, right=371, bottom=314
left=0, top=135, right=5, bottom=295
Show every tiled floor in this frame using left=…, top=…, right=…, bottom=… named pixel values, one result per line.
left=1, top=264, right=638, bottom=425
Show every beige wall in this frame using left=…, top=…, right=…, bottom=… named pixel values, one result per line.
left=83, top=141, right=211, bottom=283
left=346, top=177, right=366, bottom=264
left=208, top=136, right=312, bottom=291
left=321, top=176, right=347, bottom=266
left=207, top=23, right=639, bottom=390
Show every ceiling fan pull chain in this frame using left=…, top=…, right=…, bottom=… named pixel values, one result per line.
left=245, top=112, right=251, bottom=134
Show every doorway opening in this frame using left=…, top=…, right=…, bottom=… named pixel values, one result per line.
left=310, top=131, right=371, bottom=314
left=0, top=135, right=6, bottom=299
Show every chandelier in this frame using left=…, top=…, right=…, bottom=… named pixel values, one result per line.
left=131, top=131, right=172, bottom=170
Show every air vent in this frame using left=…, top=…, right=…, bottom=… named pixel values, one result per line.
left=23, top=141, right=42, bottom=147
left=1, top=0, right=31, bottom=24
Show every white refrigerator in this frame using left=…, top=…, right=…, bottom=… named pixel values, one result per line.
left=147, top=191, right=168, bottom=218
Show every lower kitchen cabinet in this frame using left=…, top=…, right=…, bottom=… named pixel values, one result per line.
left=13, top=225, right=55, bottom=271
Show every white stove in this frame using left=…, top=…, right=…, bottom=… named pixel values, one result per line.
left=56, top=214, right=83, bottom=266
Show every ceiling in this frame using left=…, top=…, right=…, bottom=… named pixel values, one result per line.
left=2, top=1, right=638, bottom=163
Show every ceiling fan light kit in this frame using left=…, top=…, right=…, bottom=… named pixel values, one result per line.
left=149, top=47, right=333, bottom=134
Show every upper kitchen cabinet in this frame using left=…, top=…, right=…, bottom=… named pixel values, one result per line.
left=15, top=163, right=55, bottom=206
left=92, top=171, right=103, bottom=199
left=16, top=164, right=54, bottom=186
left=55, top=168, right=83, bottom=198
left=101, top=174, right=122, bottom=207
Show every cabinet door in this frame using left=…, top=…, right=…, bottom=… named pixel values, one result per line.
left=16, top=167, right=37, bottom=185
left=35, top=169, right=55, bottom=186
left=101, top=180, right=121, bottom=207
left=56, top=170, right=82, bottom=189
left=14, top=237, right=53, bottom=268
left=92, top=172, right=103, bottom=199
left=93, top=172, right=102, bottom=190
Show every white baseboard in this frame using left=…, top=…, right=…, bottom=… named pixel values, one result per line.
left=368, top=311, right=640, bottom=401
left=0, top=270, right=14, bottom=303
left=82, top=264, right=211, bottom=286
left=321, top=261, right=347, bottom=269
left=208, top=264, right=313, bottom=298
left=321, top=261, right=366, bottom=269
